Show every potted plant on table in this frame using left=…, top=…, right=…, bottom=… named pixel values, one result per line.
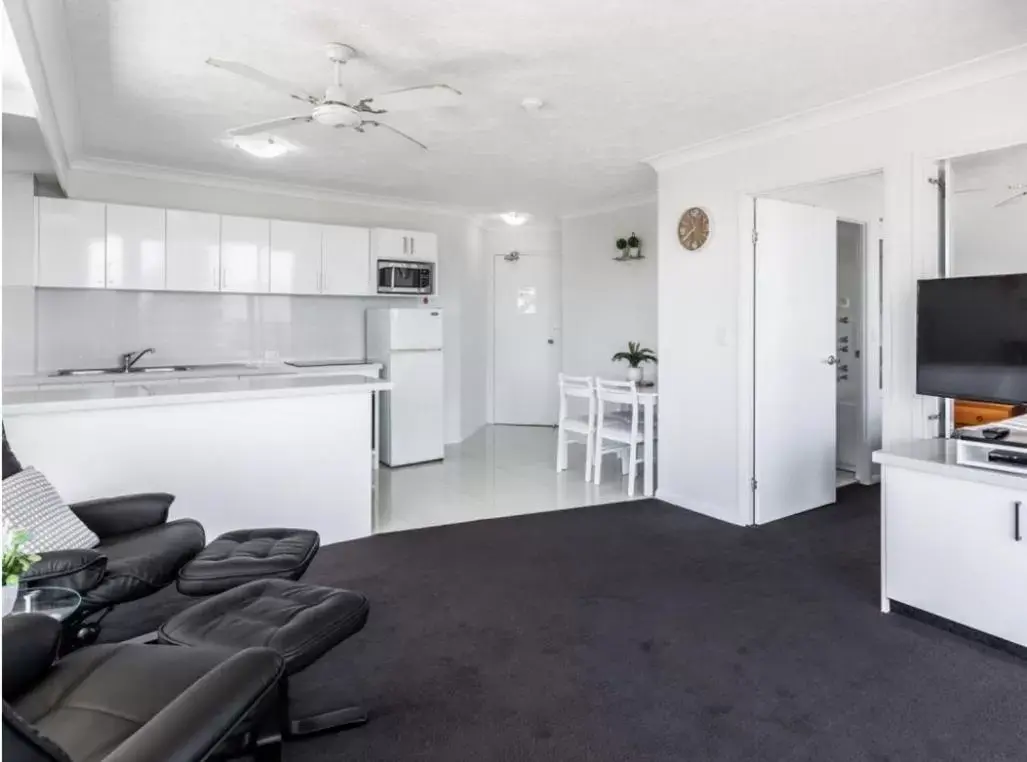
left=612, top=341, right=657, bottom=384
left=3, top=529, right=40, bottom=615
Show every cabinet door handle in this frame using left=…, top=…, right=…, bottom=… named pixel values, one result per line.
left=411, top=236, right=415, bottom=255
left=402, top=236, right=407, bottom=255
left=1016, top=501, right=1022, bottom=542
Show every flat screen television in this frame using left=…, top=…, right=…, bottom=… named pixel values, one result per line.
left=916, top=273, right=1027, bottom=405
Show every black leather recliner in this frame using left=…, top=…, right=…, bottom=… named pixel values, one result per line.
left=20, top=492, right=205, bottom=618
left=3, top=427, right=205, bottom=628
left=2, top=613, right=285, bottom=762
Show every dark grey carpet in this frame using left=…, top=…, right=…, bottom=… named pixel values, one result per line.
left=102, top=486, right=1027, bottom=761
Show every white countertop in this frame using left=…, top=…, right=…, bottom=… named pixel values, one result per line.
left=873, top=438, right=1027, bottom=491
left=3, top=374, right=392, bottom=415
left=2, top=360, right=382, bottom=389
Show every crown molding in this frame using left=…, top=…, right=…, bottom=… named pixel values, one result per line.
left=65, top=157, right=481, bottom=218
left=560, top=193, right=657, bottom=220
left=646, top=43, right=1027, bottom=172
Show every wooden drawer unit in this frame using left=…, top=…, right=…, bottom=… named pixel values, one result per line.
left=954, top=399, right=1017, bottom=428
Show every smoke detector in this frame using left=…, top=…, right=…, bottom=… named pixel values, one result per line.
left=520, top=97, right=544, bottom=112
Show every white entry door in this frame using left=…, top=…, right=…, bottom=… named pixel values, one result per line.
left=493, top=253, right=559, bottom=425
left=754, top=197, right=838, bottom=524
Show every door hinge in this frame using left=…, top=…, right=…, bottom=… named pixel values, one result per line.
left=750, top=477, right=758, bottom=491
left=751, top=229, right=759, bottom=246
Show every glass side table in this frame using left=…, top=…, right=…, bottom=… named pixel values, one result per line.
left=6, top=586, right=82, bottom=622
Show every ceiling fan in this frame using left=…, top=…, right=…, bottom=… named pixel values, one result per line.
left=954, top=183, right=1027, bottom=208
left=207, top=43, right=462, bottom=150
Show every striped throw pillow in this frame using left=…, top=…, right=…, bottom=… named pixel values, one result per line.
left=2, top=467, right=99, bottom=553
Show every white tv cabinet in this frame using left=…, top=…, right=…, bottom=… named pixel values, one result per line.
left=873, top=439, right=1027, bottom=648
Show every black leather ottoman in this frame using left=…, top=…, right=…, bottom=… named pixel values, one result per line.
left=177, top=528, right=320, bottom=596
left=158, top=578, right=370, bottom=737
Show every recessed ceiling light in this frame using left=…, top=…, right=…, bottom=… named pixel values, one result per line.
left=521, top=97, right=544, bottom=112
left=500, top=211, right=531, bottom=226
left=229, top=134, right=295, bottom=159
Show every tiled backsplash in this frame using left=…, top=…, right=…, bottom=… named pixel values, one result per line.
left=32, top=289, right=409, bottom=372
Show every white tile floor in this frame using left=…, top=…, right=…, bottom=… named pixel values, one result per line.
left=374, top=425, right=645, bottom=534
left=836, top=469, right=858, bottom=488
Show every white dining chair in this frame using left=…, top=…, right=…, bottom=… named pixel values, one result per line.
left=556, top=374, right=596, bottom=480
left=594, top=378, right=654, bottom=497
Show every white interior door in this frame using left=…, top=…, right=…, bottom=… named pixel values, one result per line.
left=755, top=198, right=838, bottom=524
left=493, top=253, right=559, bottom=425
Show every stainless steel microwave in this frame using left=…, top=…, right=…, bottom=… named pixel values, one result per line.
left=377, top=260, right=435, bottom=295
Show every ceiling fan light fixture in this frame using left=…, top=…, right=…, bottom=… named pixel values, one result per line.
left=231, top=134, right=294, bottom=159
left=500, top=211, right=531, bottom=226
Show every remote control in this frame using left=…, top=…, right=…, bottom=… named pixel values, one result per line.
left=981, top=427, right=1010, bottom=440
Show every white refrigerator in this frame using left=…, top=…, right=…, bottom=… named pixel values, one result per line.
left=366, top=308, right=445, bottom=466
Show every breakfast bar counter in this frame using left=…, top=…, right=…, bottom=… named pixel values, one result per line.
left=3, top=376, right=392, bottom=545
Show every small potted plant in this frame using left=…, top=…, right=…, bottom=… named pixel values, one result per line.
left=615, top=237, right=629, bottom=260
left=3, top=529, right=39, bottom=615
left=612, top=341, right=657, bottom=383
left=626, top=232, right=641, bottom=259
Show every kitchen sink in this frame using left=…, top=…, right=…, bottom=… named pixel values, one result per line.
left=51, top=365, right=193, bottom=377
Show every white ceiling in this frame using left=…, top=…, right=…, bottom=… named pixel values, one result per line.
left=40, top=1, right=1027, bottom=213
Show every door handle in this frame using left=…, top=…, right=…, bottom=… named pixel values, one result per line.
left=411, top=236, right=416, bottom=255
left=824, top=355, right=839, bottom=365
left=1016, top=501, right=1022, bottom=542
left=402, top=236, right=408, bottom=255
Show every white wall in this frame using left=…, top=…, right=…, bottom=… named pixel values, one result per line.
left=2, top=172, right=37, bottom=376
left=950, top=143, right=1027, bottom=277
left=561, top=201, right=658, bottom=380
left=18, top=168, right=489, bottom=444
left=651, top=59, right=1027, bottom=526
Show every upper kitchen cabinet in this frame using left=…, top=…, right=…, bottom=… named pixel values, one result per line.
left=37, top=198, right=107, bottom=288
left=166, top=209, right=221, bottom=292
left=408, top=230, right=437, bottom=262
left=220, top=215, right=270, bottom=293
left=370, top=228, right=438, bottom=262
left=106, top=204, right=166, bottom=290
left=323, top=225, right=371, bottom=295
left=269, top=220, right=323, bottom=295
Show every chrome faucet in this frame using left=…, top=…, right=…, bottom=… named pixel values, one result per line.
left=121, top=348, right=156, bottom=372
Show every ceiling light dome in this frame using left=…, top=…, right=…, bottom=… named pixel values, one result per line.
left=230, top=134, right=294, bottom=159
left=500, top=211, right=531, bottom=226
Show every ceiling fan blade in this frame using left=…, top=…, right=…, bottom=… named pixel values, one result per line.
left=226, top=115, right=314, bottom=137
left=953, top=187, right=988, bottom=194
left=359, top=84, right=461, bottom=113
left=995, top=190, right=1027, bottom=208
left=359, top=120, right=428, bottom=150
left=207, top=58, right=320, bottom=105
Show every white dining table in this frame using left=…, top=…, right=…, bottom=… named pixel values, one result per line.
left=637, top=384, right=658, bottom=497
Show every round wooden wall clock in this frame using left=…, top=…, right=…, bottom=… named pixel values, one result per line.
left=678, top=207, right=710, bottom=251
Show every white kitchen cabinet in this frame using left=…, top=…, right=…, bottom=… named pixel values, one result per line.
left=37, top=198, right=107, bottom=289
left=166, top=209, right=221, bottom=292
left=323, top=225, right=371, bottom=295
left=878, top=444, right=1027, bottom=647
left=407, top=230, right=437, bottom=262
left=370, top=228, right=437, bottom=263
left=220, top=215, right=270, bottom=293
left=106, top=204, right=166, bottom=290
left=269, top=220, right=323, bottom=295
